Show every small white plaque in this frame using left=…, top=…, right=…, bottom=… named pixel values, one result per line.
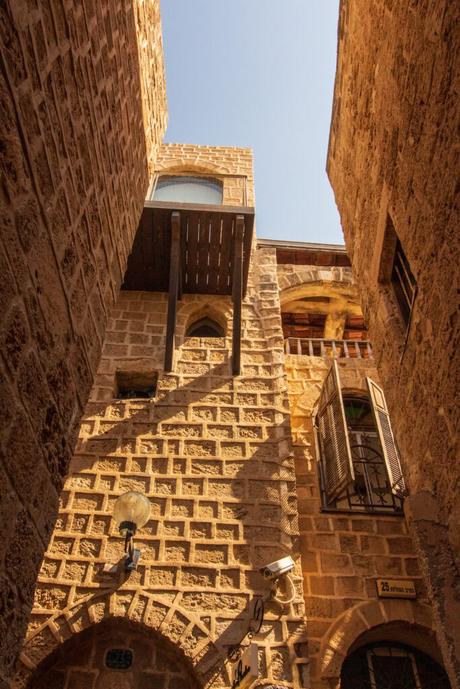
left=231, top=643, right=258, bottom=689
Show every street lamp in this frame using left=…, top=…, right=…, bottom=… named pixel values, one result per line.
left=113, top=491, right=151, bottom=571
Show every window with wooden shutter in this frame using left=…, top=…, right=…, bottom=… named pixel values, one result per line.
left=316, top=360, right=354, bottom=502
left=366, top=377, right=406, bottom=496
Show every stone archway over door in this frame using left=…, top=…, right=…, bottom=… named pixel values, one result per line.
left=28, top=619, right=201, bottom=689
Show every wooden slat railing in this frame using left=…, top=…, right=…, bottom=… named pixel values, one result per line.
left=285, top=338, right=373, bottom=359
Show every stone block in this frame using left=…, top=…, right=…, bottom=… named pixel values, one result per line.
left=335, top=576, right=365, bottom=597
left=310, top=576, right=335, bottom=596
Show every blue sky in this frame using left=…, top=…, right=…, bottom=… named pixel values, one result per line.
left=160, top=0, right=343, bottom=244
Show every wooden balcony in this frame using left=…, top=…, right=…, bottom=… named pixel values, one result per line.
left=285, top=337, right=373, bottom=359
left=123, top=201, right=255, bottom=374
left=123, top=200, right=254, bottom=296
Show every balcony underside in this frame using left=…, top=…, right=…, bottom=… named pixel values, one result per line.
left=123, top=200, right=254, bottom=296
left=122, top=201, right=255, bottom=375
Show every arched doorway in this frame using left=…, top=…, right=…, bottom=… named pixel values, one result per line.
left=28, top=619, right=201, bottom=689
left=341, top=642, right=451, bottom=689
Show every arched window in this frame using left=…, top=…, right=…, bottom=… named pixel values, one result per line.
left=316, top=362, right=405, bottom=513
left=186, top=317, right=224, bottom=338
left=151, top=175, right=223, bottom=204
left=341, top=642, right=451, bottom=689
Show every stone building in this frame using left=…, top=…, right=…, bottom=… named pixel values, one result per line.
left=0, top=0, right=166, bottom=682
left=1, top=1, right=458, bottom=688
left=327, top=1, right=460, bottom=686
left=10, top=144, right=453, bottom=689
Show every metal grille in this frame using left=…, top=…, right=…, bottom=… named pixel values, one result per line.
left=331, top=434, right=403, bottom=513
left=391, top=239, right=417, bottom=326
left=341, top=643, right=451, bottom=689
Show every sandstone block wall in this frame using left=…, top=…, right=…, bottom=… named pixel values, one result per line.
left=278, top=261, right=434, bottom=688
left=14, top=145, right=308, bottom=688
left=286, top=354, right=431, bottom=688
left=0, top=0, right=166, bottom=681
left=327, top=2, right=460, bottom=684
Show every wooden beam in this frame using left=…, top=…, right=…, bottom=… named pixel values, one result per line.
left=232, top=216, right=244, bottom=376
left=145, top=199, right=254, bottom=216
left=164, top=212, right=181, bottom=372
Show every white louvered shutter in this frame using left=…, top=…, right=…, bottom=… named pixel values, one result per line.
left=317, top=361, right=354, bottom=502
left=366, top=377, right=406, bottom=496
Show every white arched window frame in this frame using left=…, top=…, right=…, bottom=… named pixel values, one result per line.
left=149, top=175, right=223, bottom=205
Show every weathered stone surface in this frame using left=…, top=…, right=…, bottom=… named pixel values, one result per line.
left=328, top=1, right=460, bottom=685
left=0, top=1, right=166, bottom=680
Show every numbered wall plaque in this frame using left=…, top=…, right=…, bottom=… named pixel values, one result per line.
left=376, top=578, right=416, bottom=599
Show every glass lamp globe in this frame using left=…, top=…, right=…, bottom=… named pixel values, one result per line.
left=113, top=491, right=151, bottom=533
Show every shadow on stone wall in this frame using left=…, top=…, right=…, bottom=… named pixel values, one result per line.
left=15, top=355, right=307, bottom=687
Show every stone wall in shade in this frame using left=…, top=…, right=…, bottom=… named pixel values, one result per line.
left=0, top=0, right=166, bottom=681
left=327, top=1, right=460, bottom=685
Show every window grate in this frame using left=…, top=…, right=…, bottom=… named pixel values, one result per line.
left=391, top=238, right=416, bottom=326
left=341, top=643, right=451, bottom=689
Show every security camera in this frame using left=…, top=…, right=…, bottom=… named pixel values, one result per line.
left=260, top=555, right=295, bottom=581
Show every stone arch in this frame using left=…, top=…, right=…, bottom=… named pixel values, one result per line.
left=278, top=271, right=364, bottom=342
left=186, top=317, right=225, bottom=338
left=184, top=304, right=229, bottom=338
left=25, top=617, right=202, bottom=689
left=154, top=161, right=231, bottom=176
left=176, top=297, right=233, bottom=341
left=277, top=266, right=354, bottom=299
left=317, top=599, right=438, bottom=687
left=279, top=280, right=360, bottom=313
left=14, top=589, right=227, bottom=688
left=149, top=162, right=232, bottom=201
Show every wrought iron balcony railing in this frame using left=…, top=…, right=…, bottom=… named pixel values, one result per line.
left=284, top=337, right=373, bottom=359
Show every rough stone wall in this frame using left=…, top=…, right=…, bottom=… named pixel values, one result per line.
left=14, top=244, right=308, bottom=686
left=327, top=2, right=460, bottom=684
left=0, top=0, right=166, bottom=682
